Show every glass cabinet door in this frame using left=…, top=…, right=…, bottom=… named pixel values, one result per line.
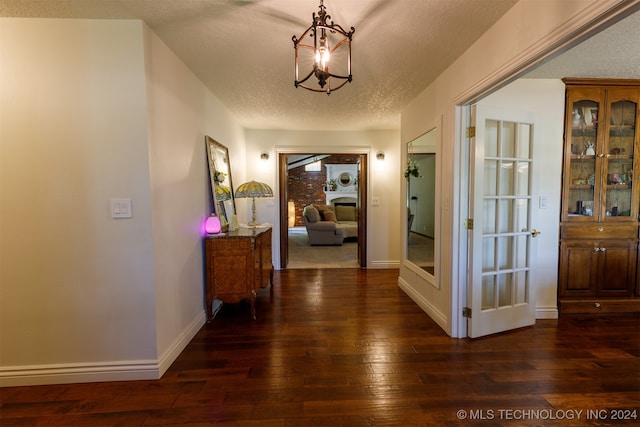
left=565, top=96, right=600, bottom=219
left=603, top=91, right=637, bottom=220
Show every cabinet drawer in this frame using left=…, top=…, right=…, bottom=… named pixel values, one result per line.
left=560, top=298, right=640, bottom=314
left=562, top=223, right=637, bottom=239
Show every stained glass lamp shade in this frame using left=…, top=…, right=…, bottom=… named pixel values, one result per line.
left=235, top=181, right=273, bottom=226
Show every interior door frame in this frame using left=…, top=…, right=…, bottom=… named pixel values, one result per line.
left=277, top=148, right=369, bottom=269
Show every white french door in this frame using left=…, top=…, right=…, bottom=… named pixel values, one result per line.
left=467, top=105, right=540, bottom=338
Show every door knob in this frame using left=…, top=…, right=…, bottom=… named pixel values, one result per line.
left=530, top=229, right=541, bottom=237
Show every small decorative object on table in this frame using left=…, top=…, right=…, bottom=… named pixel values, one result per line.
left=585, top=141, right=595, bottom=155
left=325, top=179, right=337, bottom=191
left=205, top=214, right=222, bottom=234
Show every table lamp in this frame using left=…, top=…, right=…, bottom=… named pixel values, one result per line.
left=235, top=181, right=273, bottom=226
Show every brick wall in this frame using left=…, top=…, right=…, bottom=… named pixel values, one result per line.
left=288, top=154, right=359, bottom=226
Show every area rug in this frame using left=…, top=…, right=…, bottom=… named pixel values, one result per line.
left=287, top=227, right=358, bottom=268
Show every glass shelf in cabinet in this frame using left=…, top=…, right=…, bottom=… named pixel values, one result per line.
left=606, top=183, right=631, bottom=190
left=608, top=127, right=636, bottom=137
left=570, top=184, right=594, bottom=190
left=570, top=154, right=595, bottom=160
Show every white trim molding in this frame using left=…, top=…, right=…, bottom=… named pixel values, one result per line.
left=398, top=276, right=448, bottom=332
left=369, top=260, right=400, bottom=269
left=536, top=306, right=559, bottom=320
left=0, top=311, right=206, bottom=387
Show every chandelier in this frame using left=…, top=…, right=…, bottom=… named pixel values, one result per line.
left=292, top=0, right=355, bottom=94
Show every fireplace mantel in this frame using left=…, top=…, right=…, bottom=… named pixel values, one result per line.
left=324, top=191, right=357, bottom=205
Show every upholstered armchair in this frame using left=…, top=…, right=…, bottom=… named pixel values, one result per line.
left=302, top=205, right=345, bottom=246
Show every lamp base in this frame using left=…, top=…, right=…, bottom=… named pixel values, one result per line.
left=249, top=197, right=258, bottom=226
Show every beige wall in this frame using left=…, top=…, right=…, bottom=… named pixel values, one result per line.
left=0, top=18, right=244, bottom=386
left=143, top=26, right=247, bottom=372
left=0, top=19, right=156, bottom=382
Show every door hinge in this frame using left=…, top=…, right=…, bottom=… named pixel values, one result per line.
left=466, top=126, right=476, bottom=138
left=462, top=307, right=472, bottom=318
left=464, top=218, right=473, bottom=230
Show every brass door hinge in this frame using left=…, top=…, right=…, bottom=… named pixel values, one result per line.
left=463, top=307, right=472, bottom=318
left=466, top=126, right=476, bottom=138
left=464, top=218, right=473, bottom=230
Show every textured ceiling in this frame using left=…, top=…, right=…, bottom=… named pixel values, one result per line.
left=2, top=1, right=638, bottom=131
left=525, top=8, right=640, bottom=80
left=1, top=0, right=519, bottom=130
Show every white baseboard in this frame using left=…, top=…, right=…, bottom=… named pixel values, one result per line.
left=536, top=306, right=559, bottom=319
left=0, top=360, right=160, bottom=387
left=0, top=311, right=206, bottom=387
left=397, top=276, right=449, bottom=333
left=368, top=260, right=400, bottom=269
left=157, top=310, right=206, bottom=376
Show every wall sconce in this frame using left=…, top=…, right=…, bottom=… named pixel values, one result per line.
left=376, top=151, right=385, bottom=161
left=260, top=153, right=269, bottom=160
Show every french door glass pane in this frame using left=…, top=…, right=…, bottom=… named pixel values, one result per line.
left=517, top=123, right=531, bottom=158
left=498, top=199, right=513, bottom=233
left=483, top=200, right=497, bottom=234
left=516, top=161, right=530, bottom=195
left=515, top=235, right=528, bottom=268
left=500, top=161, right=514, bottom=195
left=498, top=273, right=512, bottom=307
left=484, top=160, right=498, bottom=195
left=498, top=236, right=513, bottom=269
left=486, top=120, right=498, bottom=157
left=482, top=275, right=496, bottom=310
left=501, top=122, right=516, bottom=158
left=482, top=237, right=496, bottom=272
left=515, top=271, right=528, bottom=305
left=515, top=198, right=529, bottom=231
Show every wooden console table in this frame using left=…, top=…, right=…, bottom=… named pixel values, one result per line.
left=204, top=227, right=273, bottom=321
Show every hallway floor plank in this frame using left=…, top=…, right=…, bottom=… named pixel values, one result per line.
left=1, top=269, right=639, bottom=426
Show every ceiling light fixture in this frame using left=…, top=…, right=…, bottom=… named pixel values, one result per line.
left=292, top=0, right=355, bottom=95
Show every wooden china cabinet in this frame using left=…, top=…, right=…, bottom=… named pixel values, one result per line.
left=559, top=78, right=640, bottom=314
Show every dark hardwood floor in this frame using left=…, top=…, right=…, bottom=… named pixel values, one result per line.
left=1, top=268, right=639, bottom=426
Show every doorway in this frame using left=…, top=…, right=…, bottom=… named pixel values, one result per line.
left=278, top=152, right=368, bottom=269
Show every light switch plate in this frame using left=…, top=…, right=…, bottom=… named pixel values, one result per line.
left=539, top=196, right=548, bottom=209
left=372, top=196, right=380, bottom=206
left=111, top=198, right=132, bottom=218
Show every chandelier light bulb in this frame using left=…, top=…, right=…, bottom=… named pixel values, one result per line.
left=316, top=36, right=330, bottom=69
